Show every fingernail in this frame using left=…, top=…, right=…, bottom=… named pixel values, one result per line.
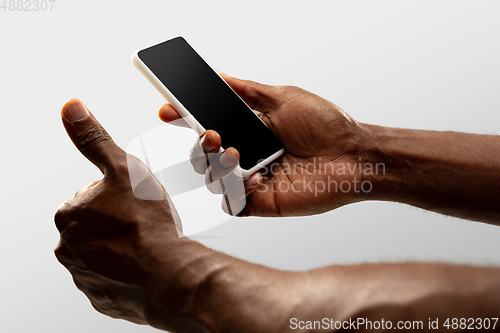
left=245, top=173, right=262, bottom=187
left=200, top=133, right=216, bottom=152
left=220, top=150, right=238, bottom=168
left=62, top=99, right=89, bottom=123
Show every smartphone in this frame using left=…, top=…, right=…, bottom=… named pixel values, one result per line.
left=132, top=36, right=284, bottom=178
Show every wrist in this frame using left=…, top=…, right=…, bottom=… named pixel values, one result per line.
left=140, top=237, right=225, bottom=331
left=354, top=123, right=406, bottom=202
left=140, top=236, right=298, bottom=332
left=355, top=123, right=449, bottom=203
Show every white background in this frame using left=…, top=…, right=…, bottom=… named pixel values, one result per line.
left=1, top=1, right=500, bottom=332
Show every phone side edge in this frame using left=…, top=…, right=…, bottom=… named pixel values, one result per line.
left=239, top=147, right=285, bottom=178
left=132, top=50, right=205, bottom=135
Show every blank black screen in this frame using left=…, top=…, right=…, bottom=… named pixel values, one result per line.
left=138, top=37, right=283, bottom=170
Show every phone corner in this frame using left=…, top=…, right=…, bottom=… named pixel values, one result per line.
left=131, top=50, right=142, bottom=67
left=276, top=147, right=285, bottom=158
left=239, top=167, right=253, bottom=179
left=172, top=34, right=185, bottom=41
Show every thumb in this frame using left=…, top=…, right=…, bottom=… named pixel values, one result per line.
left=61, top=99, right=124, bottom=174
left=220, top=73, right=285, bottom=113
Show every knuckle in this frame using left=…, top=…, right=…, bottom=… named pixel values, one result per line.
left=90, top=301, right=108, bottom=316
left=280, top=85, right=303, bottom=95
left=54, top=243, right=68, bottom=263
left=54, top=206, right=71, bottom=233
left=76, top=124, right=112, bottom=156
left=53, top=241, right=64, bottom=257
left=54, top=179, right=101, bottom=233
left=274, top=85, right=288, bottom=95
left=54, top=240, right=78, bottom=267
left=267, top=85, right=299, bottom=106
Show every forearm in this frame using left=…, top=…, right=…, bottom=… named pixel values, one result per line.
left=140, top=235, right=300, bottom=333
left=144, top=240, right=500, bottom=333
left=358, top=123, right=500, bottom=224
left=294, top=262, right=500, bottom=332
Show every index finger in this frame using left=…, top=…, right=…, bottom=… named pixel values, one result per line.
left=159, top=103, right=190, bottom=128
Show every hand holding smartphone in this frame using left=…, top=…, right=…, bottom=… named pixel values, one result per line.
left=132, top=36, right=284, bottom=178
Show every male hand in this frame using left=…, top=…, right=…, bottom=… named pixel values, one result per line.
left=54, top=99, right=183, bottom=326
left=159, top=74, right=367, bottom=217
left=54, top=99, right=299, bottom=332
left=54, top=100, right=500, bottom=332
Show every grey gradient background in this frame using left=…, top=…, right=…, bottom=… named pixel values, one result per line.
left=1, top=1, right=500, bottom=332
